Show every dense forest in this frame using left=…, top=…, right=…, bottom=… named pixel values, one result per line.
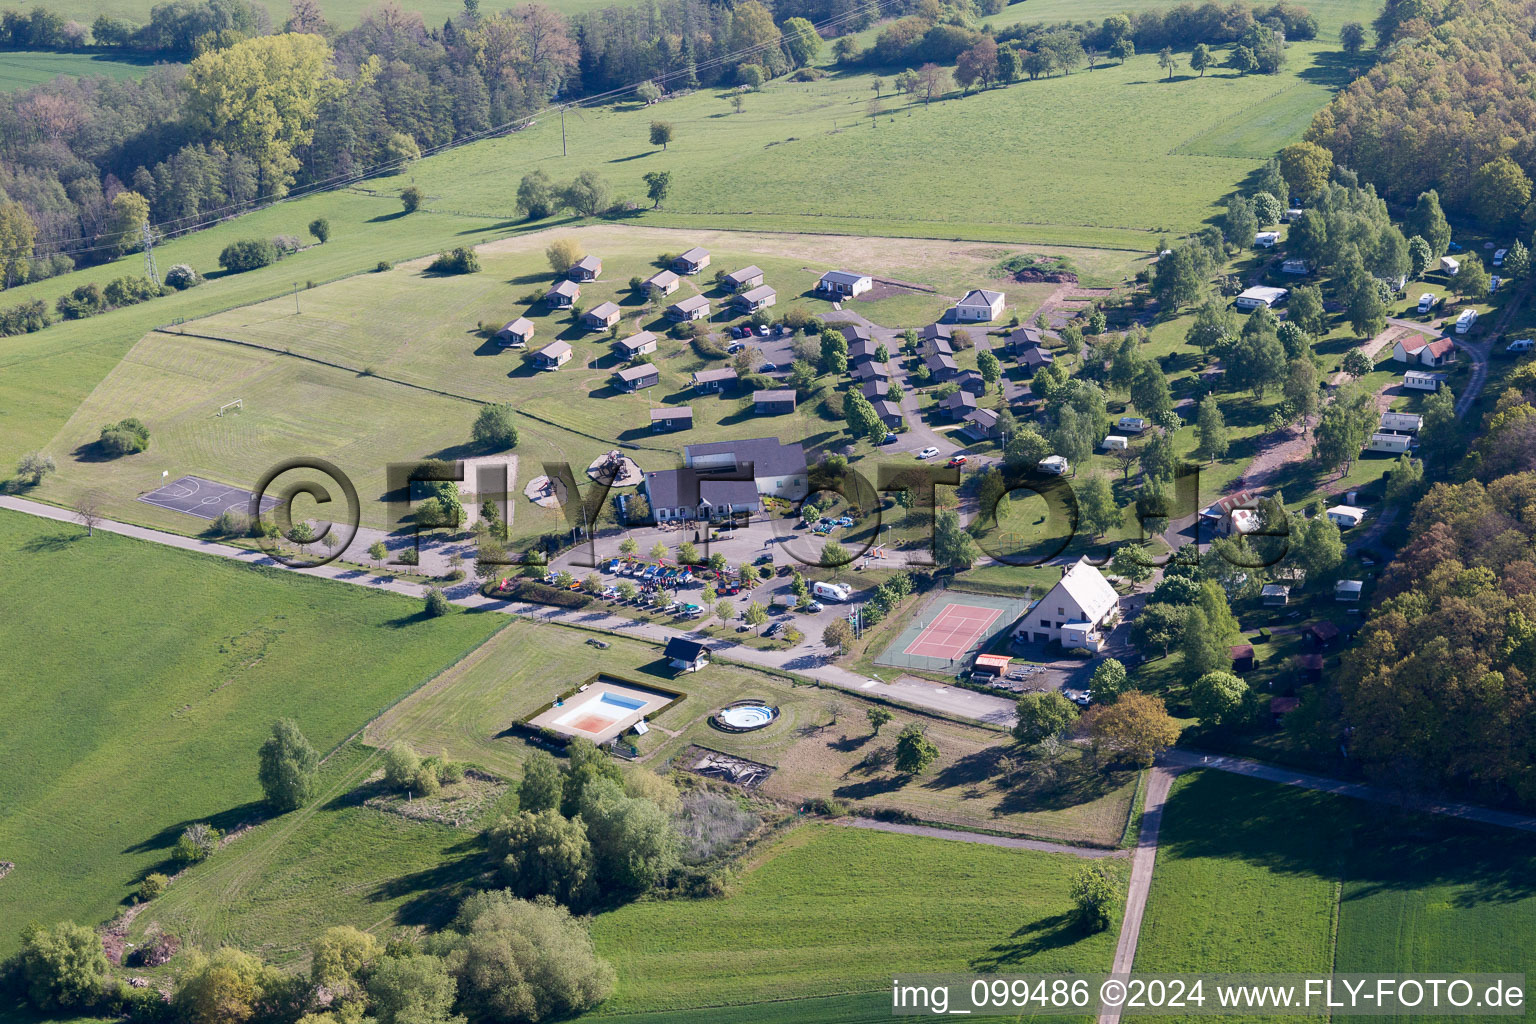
left=1309, top=0, right=1536, bottom=227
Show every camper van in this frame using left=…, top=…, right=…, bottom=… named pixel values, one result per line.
left=1117, top=416, right=1147, bottom=434
left=812, top=581, right=852, bottom=603
left=1507, top=338, right=1534, bottom=355
left=1100, top=435, right=1129, bottom=451
left=1455, top=309, right=1478, bottom=334
left=1417, top=293, right=1439, bottom=314
left=1037, top=455, right=1070, bottom=476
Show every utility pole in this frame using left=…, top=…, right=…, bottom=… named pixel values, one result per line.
left=293, top=282, right=300, bottom=314
left=561, top=107, right=567, bottom=157
left=141, top=221, right=158, bottom=287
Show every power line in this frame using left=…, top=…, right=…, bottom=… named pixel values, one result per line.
left=3, top=0, right=898, bottom=266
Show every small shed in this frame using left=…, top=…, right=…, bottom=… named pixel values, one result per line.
left=1261, top=583, right=1290, bottom=607
left=732, top=285, right=777, bottom=313
left=569, top=254, right=602, bottom=281
left=973, top=653, right=1012, bottom=676
left=723, top=265, right=764, bottom=291
left=1269, top=696, right=1300, bottom=724
left=753, top=389, right=796, bottom=415
left=816, top=270, right=872, bottom=297
left=692, top=367, right=738, bottom=392
left=1334, top=579, right=1363, bottom=602
left=1229, top=644, right=1255, bottom=673
left=650, top=407, right=693, bottom=433
left=614, top=331, right=658, bottom=360
left=534, top=339, right=572, bottom=370
left=496, top=317, right=535, bottom=348
left=582, top=301, right=622, bottom=331
left=545, top=279, right=580, bottom=308
left=673, top=247, right=711, bottom=275
left=1296, top=653, right=1324, bottom=682
left=664, top=637, right=711, bottom=672
left=614, top=363, right=659, bottom=392
left=667, top=294, right=710, bottom=321
left=645, top=269, right=680, bottom=296
left=1307, top=621, right=1341, bottom=648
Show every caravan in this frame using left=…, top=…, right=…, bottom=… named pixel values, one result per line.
left=1455, top=309, right=1477, bottom=334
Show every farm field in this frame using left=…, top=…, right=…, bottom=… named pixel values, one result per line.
left=417, top=37, right=1361, bottom=247
left=1130, top=771, right=1536, bottom=1024
left=127, top=742, right=501, bottom=965
left=0, top=50, right=158, bottom=90
left=26, top=225, right=1097, bottom=534
left=588, top=822, right=1119, bottom=1017
left=0, top=509, right=505, bottom=959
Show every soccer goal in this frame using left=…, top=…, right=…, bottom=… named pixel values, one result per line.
left=217, top=399, right=243, bottom=417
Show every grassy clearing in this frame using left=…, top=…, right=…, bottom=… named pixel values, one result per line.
left=365, top=617, right=1135, bottom=842
left=1131, top=770, right=1536, bottom=1024
left=128, top=742, right=499, bottom=966
left=589, top=822, right=1119, bottom=1017
left=0, top=508, right=505, bottom=959
left=0, top=50, right=157, bottom=91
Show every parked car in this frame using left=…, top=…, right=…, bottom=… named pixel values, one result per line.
left=806, top=601, right=824, bottom=612
left=948, top=455, right=968, bottom=467
left=918, top=446, right=940, bottom=459
left=764, top=621, right=782, bottom=637
left=1495, top=248, right=1508, bottom=266
left=757, top=325, right=771, bottom=337
left=761, top=362, right=777, bottom=372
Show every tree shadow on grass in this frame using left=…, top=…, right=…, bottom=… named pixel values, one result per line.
left=368, top=210, right=409, bottom=224
left=123, top=800, right=269, bottom=857
left=969, top=912, right=1083, bottom=971
left=369, top=834, right=489, bottom=928
left=20, top=531, right=83, bottom=554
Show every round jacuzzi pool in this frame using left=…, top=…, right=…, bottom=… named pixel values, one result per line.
left=712, top=700, right=780, bottom=732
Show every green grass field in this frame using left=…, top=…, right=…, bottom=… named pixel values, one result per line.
left=588, top=822, right=1119, bottom=1017
left=22, top=226, right=1089, bottom=536
left=0, top=50, right=158, bottom=91
left=1131, top=771, right=1536, bottom=1024
left=364, top=617, right=1136, bottom=842
left=0, top=509, right=505, bottom=959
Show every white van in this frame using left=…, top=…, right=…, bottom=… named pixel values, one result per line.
left=1455, top=309, right=1478, bottom=334
left=812, top=581, right=851, bottom=603
left=1507, top=338, right=1534, bottom=354
left=1417, top=293, right=1438, bottom=314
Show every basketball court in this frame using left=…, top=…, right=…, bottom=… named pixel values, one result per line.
left=874, top=590, right=1031, bottom=675
left=138, top=475, right=280, bottom=521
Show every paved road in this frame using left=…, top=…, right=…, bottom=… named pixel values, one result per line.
left=1161, top=749, right=1536, bottom=833
left=839, top=816, right=1126, bottom=859
left=0, top=493, right=1017, bottom=727
left=1099, top=766, right=1179, bottom=1024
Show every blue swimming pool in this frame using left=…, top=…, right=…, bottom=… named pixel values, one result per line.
left=600, top=692, right=648, bottom=711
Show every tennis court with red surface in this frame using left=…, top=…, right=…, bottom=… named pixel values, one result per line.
left=902, top=602, right=1005, bottom=660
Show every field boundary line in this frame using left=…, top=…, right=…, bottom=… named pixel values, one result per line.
left=838, top=816, right=1128, bottom=857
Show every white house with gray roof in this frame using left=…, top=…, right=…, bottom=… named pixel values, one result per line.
left=954, top=288, right=1005, bottom=322
left=1013, top=559, right=1119, bottom=651
left=816, top=270, right=872, bottom=298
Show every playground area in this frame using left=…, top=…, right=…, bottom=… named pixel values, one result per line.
left=873, top=590, right=1030, bottom=675
left=525, top=677, right=677, bottom=744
